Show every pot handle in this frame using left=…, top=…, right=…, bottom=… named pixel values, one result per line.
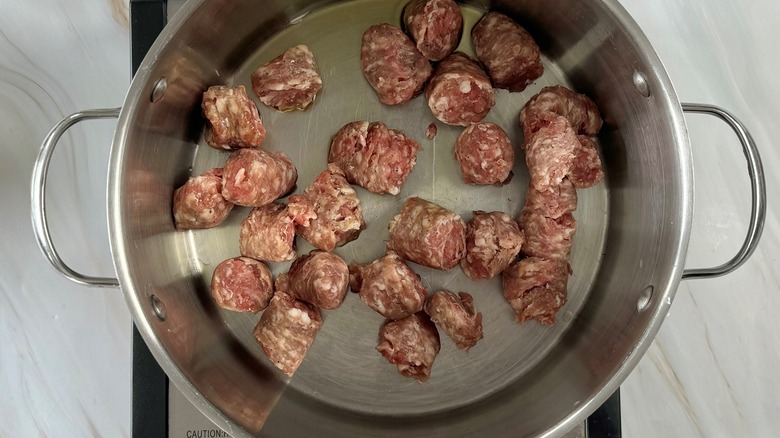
left=31, top=108, right=122, bottom=288
left=681, top=103, right=767, bottom=280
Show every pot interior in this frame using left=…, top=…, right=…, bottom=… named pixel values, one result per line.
left=110, top=0, right=691, bottom=436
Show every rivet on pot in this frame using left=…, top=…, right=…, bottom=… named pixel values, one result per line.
left=150, top=294, right=167, bottom=321
left=636, top=285, right=654, bottom=312
left=151, top=78, right=168, bottom=102
left=633, top=71, right=650, bottom=97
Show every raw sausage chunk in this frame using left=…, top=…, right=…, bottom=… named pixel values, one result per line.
left=520, top=86, right=604, bottom=188
left=425, top=52, right=495, bottom=126
left=571, top=135, right=605, bottom=188
left=349, top=251, right=427, bottom=320
left=360, top=24, right=432, bottom=105
left=455, top=122, right=514, bottom=185
left=520, top=85, right=603, bottom=137
left=523, top=112, right=580, bottom=190
left=172, top=168, right=233, bottom=230
left=251, top=45, right=323, bottom=112
left=502, top=257, right=568, bottom=325
left=387, top=197, right=466, bottom=270
left=472, top=12, right=543, bottom=92
left=424, top=291, right=483, bottom=350
left=239, top=201, right=315, bottom=262
left=253, top=291, right=322, bottom=376
left=202, top=85, right=266, bottom=149
left=211, top=257, right=274, bottom=312
left=461, top=211, right=524, bottom=280
left=376, top=312, right=440, bottom=382
left=291, top=164, right=365, bottom=251
left=518, top=209, right=576, bottom=261
left=403, top=0, right=463, bottom=61
left=523, top=179, right=578, bottom=220
left=276, top=250, right=350, bottom=310
left=222, top=148, right=298, bottom=207
left=328, top=121, right=421, bottom=195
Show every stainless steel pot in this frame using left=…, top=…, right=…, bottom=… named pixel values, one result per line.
left=31, top=0, right=766, bottom=436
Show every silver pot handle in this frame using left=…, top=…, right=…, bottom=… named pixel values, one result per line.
left=681, top=103, right=767, bottom=280
left=31, top=108, right=122, bottom=288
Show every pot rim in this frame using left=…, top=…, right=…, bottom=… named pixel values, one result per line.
left=107, top=0, right=693, bottom=436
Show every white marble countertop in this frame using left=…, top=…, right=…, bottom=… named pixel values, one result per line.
left=1, top=0, right=777, bottom=436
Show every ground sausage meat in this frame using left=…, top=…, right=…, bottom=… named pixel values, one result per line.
left=523, top=112, right=580, bottom=190
left=523, top=179, right=578, bottom=220
left=426, top=123, right=437, bottom=140
left=455, top=122, right=514, bottom=185
left=520, top=85, right=603, bottom=137
left=328, top=121, right=421, bottom=195
left=376, top=312, right=440, bottom=382
left=360, top=24, right=432, bottom=105
left=221, top=148, right=298, bottom=207
left=425, top=52, right=495, bottom=126
left=472, top=12, right=543, bottom=92
left=253, top=291, right=322, bottom=376
left=518, top=209, right=576, bottom=261
left=290, top=164, right=365, bottom=251
left=387, top=197, right=466, bottom=270
left=461, top=211, right=525, bottom=280
left=239, top=201, right=315, bottom=262
left=251, top=45, right=323, bottom=112
left=276, top=250, right=350, bottom=310
left=210, top=257, right=274, bottom=312
left=172, top=168, right=233, bottom=230
left=349, top=251, right=427, bottom=320
left=424, top=290, right=483, bottom=350
left=571, top=135, right=605, bottom=188
left=502, top=257, right=568, bottom=325
left=202, top=85, right=266, bottom=149
left=403, top=0, right=463, bottom=61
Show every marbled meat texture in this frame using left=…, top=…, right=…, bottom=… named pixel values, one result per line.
left=290, top=164, right=365, bottom=251
left=376, top=312, right=440, bottom=382
left=424, top=290, right=483, bottom=350
left=387, top=197, right=466, bottom=270
left=520, top=86, right=605, bottom=188
left=276, top=250, right=350, bottom=310
left=461, top=211, right=525, bottom=280
left=360, top=24, right=432, bottom=105
left=253, top=291, right=322, bottom=376
left=472, top=12, right=543, bottom=92
left=202, top=85, right=266, bottom=149
left=502, top=257, right=568, bottom=326
left=172, top=168, right=233, bottom=230
left=349, top=251, right=427, bottom=320
left=210, top=257, right=274, bottom=313
left=523, top=112, right=580, bottom=190
left=520, top=85, right=603, bottom=137
left=328, top=121, right=421, bottom=195
left=425, top=52, right=495, bottom=126
left=239, top=201, right=315, bottom=262
left=454, top=122, right=514, bottom=185
left=221, top=148, right=298, bottom=207
left=251, top=45, right=323, bottom=112
left=571, top=135, right=605, bottom=188
left=403, top=0, right=463, bottom=61
left=523, top=179, right=578, bottom=220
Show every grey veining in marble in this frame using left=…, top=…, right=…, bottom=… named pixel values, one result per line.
left=0, top=0, right=778, bottom=436
left=1, top=0, right=131, bottom=436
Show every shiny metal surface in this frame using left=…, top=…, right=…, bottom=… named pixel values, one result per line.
left=105, top=0, right=701, bottom=436
left=31, top=108, right=121, bottom=288
left=680, top=103, right=766, bottom=280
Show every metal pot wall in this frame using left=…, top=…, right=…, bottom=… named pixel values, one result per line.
left=31, top=0, right=765, bottom=436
